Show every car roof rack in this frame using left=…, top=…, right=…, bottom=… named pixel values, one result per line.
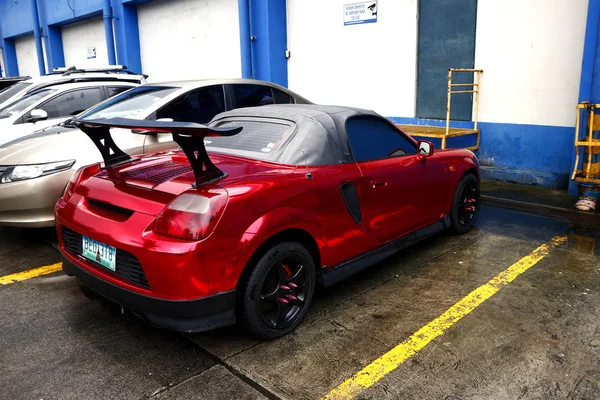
left=47, top=65, right=148, bottom=79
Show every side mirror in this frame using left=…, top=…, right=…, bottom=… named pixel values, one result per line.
left=417, top=141, right=434, bottom=159
left=28, top=109, right=48, bottom=123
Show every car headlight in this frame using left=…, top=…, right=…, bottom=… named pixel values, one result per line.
left=0, top=160, right=75, bottom=183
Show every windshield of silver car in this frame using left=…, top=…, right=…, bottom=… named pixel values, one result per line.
left=78, top=86, right=179, bottom=120
left=0, top=88, right=57, bottom=120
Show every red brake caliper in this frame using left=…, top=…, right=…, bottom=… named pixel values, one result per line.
left=279, top=264, right=299, bottom=304
left=464, top=197, right=476, bottom=212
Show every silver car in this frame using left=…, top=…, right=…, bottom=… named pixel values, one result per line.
left=0, top=79, right=311, bottom=227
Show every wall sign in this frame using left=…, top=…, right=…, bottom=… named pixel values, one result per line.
left=87, top=47, right=97, bottom=59
left=344, top=1, right=377, bottom=26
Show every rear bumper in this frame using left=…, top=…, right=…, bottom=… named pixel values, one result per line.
left=61, top=253, right=236, bottom=332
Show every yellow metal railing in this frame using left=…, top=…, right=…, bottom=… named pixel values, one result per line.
left=396, top=68, right=482, bottom=151
left=443, top=68, right=483, bottom=149
left=572, top=102, right=600, bottom=184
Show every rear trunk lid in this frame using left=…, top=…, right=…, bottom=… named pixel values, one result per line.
left=78, top=151, right=291, bottom=217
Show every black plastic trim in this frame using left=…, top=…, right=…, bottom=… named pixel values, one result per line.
left=87, top=199, right=134, bottom=217
left=61, top=254, right=236, bottom=332
left=318, top=215, right=451, bottom=287
left=340, top=182, right=362, bottom=224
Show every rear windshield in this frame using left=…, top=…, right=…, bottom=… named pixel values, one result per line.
left=0, top=82, right=32, bottom=105
left=206, top=120, right=294, bottom=161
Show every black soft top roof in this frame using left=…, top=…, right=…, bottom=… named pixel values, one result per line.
left=210, top=104, right=387, bottom=166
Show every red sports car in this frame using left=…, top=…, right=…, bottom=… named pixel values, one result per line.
left=55, top=105, right=480, bottom=339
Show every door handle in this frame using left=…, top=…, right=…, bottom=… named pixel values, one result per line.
left=371, top=181, right=387, bottom=188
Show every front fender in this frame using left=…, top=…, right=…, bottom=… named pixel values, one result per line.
left=454, top=154, right=481, bottom=186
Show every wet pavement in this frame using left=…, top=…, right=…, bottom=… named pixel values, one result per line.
left=1, top=206, right=599, bottom=399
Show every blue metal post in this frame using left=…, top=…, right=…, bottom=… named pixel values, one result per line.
left=0, top=19, right=4, bottom=77
left=30, top=0, right=45, bottom=75
left=103, top=0, right=117, bottom=65
left=2, top=39, right=18, bottom=76
left=569, top=0, right=600, bottom=196
left=111, top=1, right=142, bottom=73
left=238, top=0, right=252, bottom=78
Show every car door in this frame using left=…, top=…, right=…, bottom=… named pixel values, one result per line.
left=346, top=116, right=448, bottom=242
left=143, top=85, right=226, bottom=153
left=23, top=87, right=104, bottom=134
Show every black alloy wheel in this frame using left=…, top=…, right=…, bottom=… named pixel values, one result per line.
left=240, top=242, right=315, bottom=339
left=451, top=174, right=480, bottom=234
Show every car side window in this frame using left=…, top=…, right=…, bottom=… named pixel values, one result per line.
left=156, top=85, right=225, bottom=124
left=273, top=88, right=294, bottom=104
left=346, top=117, right=416, bottom=162
left=232, top=85, right=274, bottom=107
left=106, top=86, right=131, bottom=97
left=39, top=88, right=103, bottom=118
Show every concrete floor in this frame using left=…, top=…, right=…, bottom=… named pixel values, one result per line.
left=0, top=206, right=599, bottom=399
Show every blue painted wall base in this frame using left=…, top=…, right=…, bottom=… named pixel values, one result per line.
left=390, top=116, right=574, bottom=191
left=480, top=166, right=569, bottom=188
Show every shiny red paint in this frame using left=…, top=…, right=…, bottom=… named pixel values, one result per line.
left=55, top=147, right=479, bottom=302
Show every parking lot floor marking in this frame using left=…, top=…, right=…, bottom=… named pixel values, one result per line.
left=0, top=262, right=62, bottom=285
left=323, top=236, right=567, bottom=400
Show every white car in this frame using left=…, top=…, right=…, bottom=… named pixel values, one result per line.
left=0, top=65, right=146, bottom=109
left=0, top=81, right=138, bottom=146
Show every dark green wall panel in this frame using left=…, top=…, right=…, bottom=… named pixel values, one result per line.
left=416, top=0, right=478, bottom=120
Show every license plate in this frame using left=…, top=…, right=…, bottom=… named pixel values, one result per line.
left=82, top=236, right=116, bottom=272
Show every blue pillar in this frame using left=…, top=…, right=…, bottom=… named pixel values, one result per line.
left=2, top=39, right=18, bottom=76
left=238, top=0, right=252, bottom=78
left=35, top=0, right=64, bottom=71
left=30, top=0, right=45, bottom=75
left=103, top=0, right=117, bottom=65
left=0, top=19, right=4, bottom=77
left=111, top=1, right=142, bottom=73
left=44, top=25, right=65, bottom=70
left=249, top=0, right=288, bottom=86
left=569, top=0, right=600, bottom=196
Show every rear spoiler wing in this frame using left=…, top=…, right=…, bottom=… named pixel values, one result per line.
left=73, top=117, right=242, bottom=186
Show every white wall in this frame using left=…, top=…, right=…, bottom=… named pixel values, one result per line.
left=62, top=17, right=109, bottom=68
left=474, top=0, right=587, bottom=127
left=287, top=0, right=418, bottom=117
left=15, top=35, right=38, bottom=77
left=138, top=0, right=241, bottom=82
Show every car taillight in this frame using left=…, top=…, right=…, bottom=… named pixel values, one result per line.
left=63, top=163, right=101, bottom=201
left=153, top=188, right=228, bottom=241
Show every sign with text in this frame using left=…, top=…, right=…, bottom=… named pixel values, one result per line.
left=87, top=47, right=96, bottom=59
left=344, top=1, right=377, bottom=26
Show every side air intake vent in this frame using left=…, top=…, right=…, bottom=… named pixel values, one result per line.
left=340, top=182, right=362, bottom=225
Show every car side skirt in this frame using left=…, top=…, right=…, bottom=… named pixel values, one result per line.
left=318, top=214, right=451, bottom=287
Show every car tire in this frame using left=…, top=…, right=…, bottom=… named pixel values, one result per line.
left=450, top=174, right=480, bottom=234
left=240, top=242, right=316, bottom=340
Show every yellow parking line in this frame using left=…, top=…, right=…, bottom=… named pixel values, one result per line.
left=0, top=263, right=63, bottom=285
left=323, top=236, right=567, bottom=400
